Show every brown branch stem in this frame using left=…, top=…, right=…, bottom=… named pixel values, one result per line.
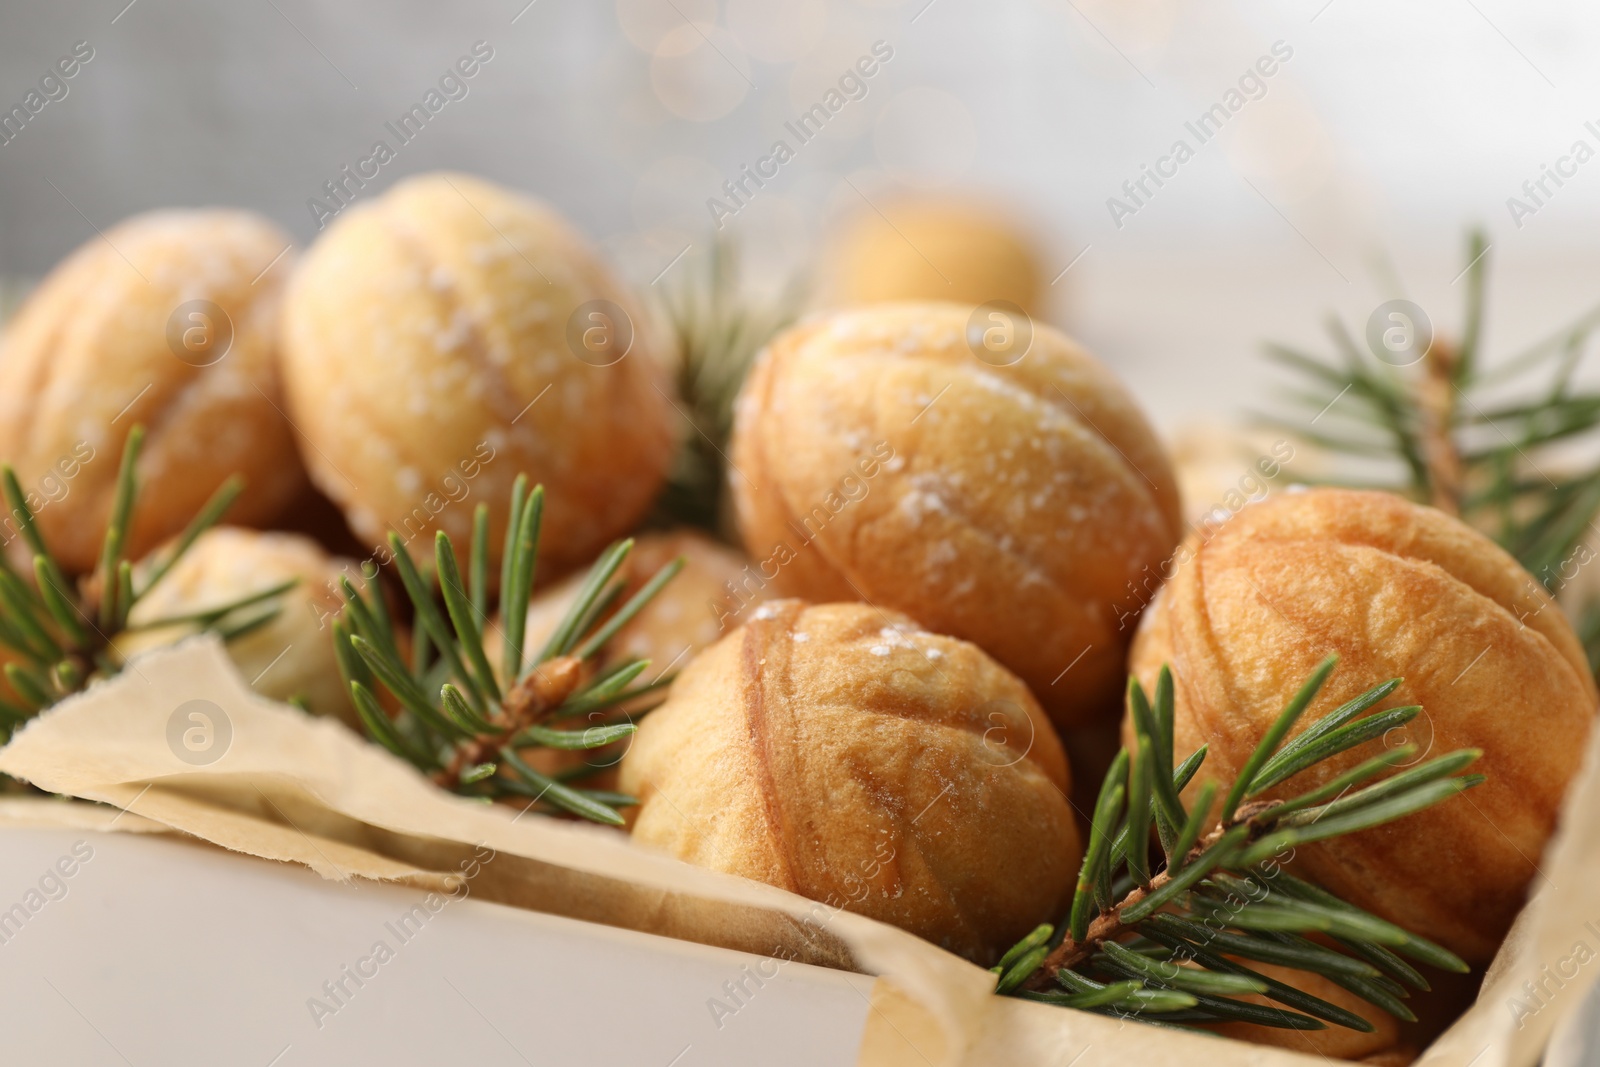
left=1418, top=338, right=1462, bottom=515
left=432, top=655, right=584, bottom=790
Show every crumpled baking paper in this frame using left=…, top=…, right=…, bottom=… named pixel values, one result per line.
left=0, top=635, right=1596, bottom=1066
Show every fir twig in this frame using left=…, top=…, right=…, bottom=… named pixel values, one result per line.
left=0, top=426, right=272, bottom=764
left=995, top=655, right=1479, bottom=1033
left=333, top=476, right=685, bottom=825
left=649, top=235, right=804, bottom=534
left=1263, top=229, right=1600, bottom=673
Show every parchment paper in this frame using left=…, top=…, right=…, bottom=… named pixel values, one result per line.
left=0, top=635, right=1596, bottom=1066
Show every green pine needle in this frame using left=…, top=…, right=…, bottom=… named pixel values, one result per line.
left=1070, top=750, right=1128, bottom=942
left=1125, top=733, right=1155, bottom=888
left=575, top=555, right=687, bottom=660
left=0, top=570, right=64, bottom=663
left=1333, top=937, right=1431, bottom=992
left=1221, top=653, right=1338, bottom=823
left=538, top=539, right=632, bottom=663
left=387, top=532, right=485, bottom=711
left=1130, top=678, right=1185, bottom=855
left=31, top=557, right=91, bottom=647
left=469, top=504, right=490, bottom=623
left=498, top=748, right=626, bottom=826
left=440, top=683, right=497, bottom=735
left=125, top=577, right=299, bottom=632
left=994, top=923, right=1053, bottom=976
left=517, top=721, right=637, bottom=751
left=4, top=662, right=52, bottom=709
left=434, top=531, right=501, bottom=704
left=1022, top=979, right=1147, bottom=1010
left=135, top=475, right=245, bottom=600
left=212, top=604, right=280, bottom=642
left=98, top=425, right=144, bottom=630
left=1, top=466, right=55, bottom=565
left=501, top=481, right=543, bottom=682
left=1165, top=781, right=1216, bottom=875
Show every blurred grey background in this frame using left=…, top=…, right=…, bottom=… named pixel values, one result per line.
left=3, top=0, right=1599, bottom=426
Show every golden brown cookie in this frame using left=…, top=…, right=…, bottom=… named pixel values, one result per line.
left=730, top=302, right=1181, bottom=728
left=620, top=599, right=1080, bottom=964
left=279, top=172, right=674, bottom=575
left=1130, top=487, right=1597, bottom=963
left=0, top=209, right=304, bottom=572
left=820, top=196, right=1045, bottom=316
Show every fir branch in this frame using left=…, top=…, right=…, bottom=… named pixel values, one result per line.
left=649, top=235, right=804, bottom=535
left=996, top=655, right=1478, bottom=1033
left=0, top=425, right=274, bottom=764
left=1263, top=230, right=1600, bottom=672
left=333, top=473, right=685, bottom=825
